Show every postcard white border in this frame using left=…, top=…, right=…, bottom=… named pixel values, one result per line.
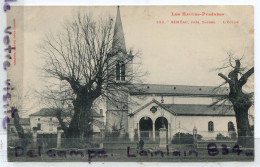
left=0, top=0, right=259, bottom=167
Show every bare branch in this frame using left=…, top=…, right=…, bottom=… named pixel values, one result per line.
left=239, top=67, right=254, bottom=87
left=218, top=73, right=231, bottom=84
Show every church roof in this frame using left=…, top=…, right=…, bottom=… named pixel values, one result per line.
left=131, top=99, right=235, bottom=117
left=112, top=6, right=127, bottom=53
left=163, top=104, right=235, bottom=116
left=130, top=84, right=230, bottom=97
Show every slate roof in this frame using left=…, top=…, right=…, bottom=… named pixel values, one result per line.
left=131, top=99, right=235, bottom=116
left=130, top=84, right=230, bottom=97
left=8, top=118, right=30, bottom=125
left=30, top=108, right=103, bottom=117
left=30, top=108, right=59, bottom=117
left=112, top=6, right=127, bottom=53
left=163, top=104, right=235, bottom=116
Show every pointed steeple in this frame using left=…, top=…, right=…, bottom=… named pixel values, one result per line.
left=112, top=6, right=127, bottom=53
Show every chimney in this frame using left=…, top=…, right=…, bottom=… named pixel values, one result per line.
left=100, top=109, right=103, bottom=116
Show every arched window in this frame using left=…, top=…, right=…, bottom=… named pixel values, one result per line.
left=121, top=63, right=125, bottom=81
left=228, top=121, right=235, bottom=131
left=116, top=61, right=120, bottom=81
left=208, top=121, right=214, bottom=132
left=115, top=61, right=125, bottom=81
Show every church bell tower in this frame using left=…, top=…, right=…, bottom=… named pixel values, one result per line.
left=105, top=6, right=133, bottom=136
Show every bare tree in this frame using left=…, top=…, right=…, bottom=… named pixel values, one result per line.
left=216, top=51, right=254, bottom=147
left=38, top=12, right=145, bottom=139
left=36, top=82, right=74, bottom=138
left=7, top=82, right=35, bottom=144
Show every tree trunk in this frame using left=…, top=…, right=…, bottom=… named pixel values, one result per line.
left=230, top=93, right=253, bottom=147
left=13, top=108, right=27, bottom=146
left=77, top=101, right=93, bottom=139
left=65, top=94, right=93, bottom=140
left=233, top=105, right=253, bottom=147
left=218, top=60, right=254, bottom=148
left=67, top=110, right=81, bottom=138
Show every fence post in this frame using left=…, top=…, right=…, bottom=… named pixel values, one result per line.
left=57, top=127, right=63, bottom=148
left=193, top=126, right=198, bottom=148
left=32, top=127, right=38, bottom=148
left=100, top=128, right=105, bottom=149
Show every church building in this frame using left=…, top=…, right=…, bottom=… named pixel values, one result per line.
left=105, top=7, right=237, bottom=143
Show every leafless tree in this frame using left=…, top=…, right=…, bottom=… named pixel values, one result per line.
left=38, top=12, right=145, bottom=139
left=215, top=51, right=254, bottom=147
left=36, top=82, right=74, bottom=138
left=7, top=82, right=35, bottom=143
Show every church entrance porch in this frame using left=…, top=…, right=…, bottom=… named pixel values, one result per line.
left=131, top=99, right=174, bottom=144
left=137, top=116, right=170, bottom=143
left=139, top=116, right=153, bottom=141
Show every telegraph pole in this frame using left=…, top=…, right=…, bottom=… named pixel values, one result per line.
left=178, top=121, right=180, bottom=145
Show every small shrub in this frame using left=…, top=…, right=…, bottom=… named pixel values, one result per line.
left=110, top=131, right=120, bottom=137
left=105, top=125, right=120, bottom=140
left=172, top=132, right=202, bottom=144
left=229, top=131, right=237, bottom=140
left=216, top=133, right=230, bottom=140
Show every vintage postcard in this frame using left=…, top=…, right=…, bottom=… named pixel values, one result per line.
left=3, top=5, right=254, bottom=162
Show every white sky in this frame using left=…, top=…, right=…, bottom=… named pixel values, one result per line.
left=20, top=6, right=254, bottom=88
left=6, top=6, right=254, bottom=115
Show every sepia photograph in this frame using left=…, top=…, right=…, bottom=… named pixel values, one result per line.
left=5, top=5, right=254, bottom=162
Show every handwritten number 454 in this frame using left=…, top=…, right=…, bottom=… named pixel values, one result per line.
left=207, top=143, right=249, bottom=156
